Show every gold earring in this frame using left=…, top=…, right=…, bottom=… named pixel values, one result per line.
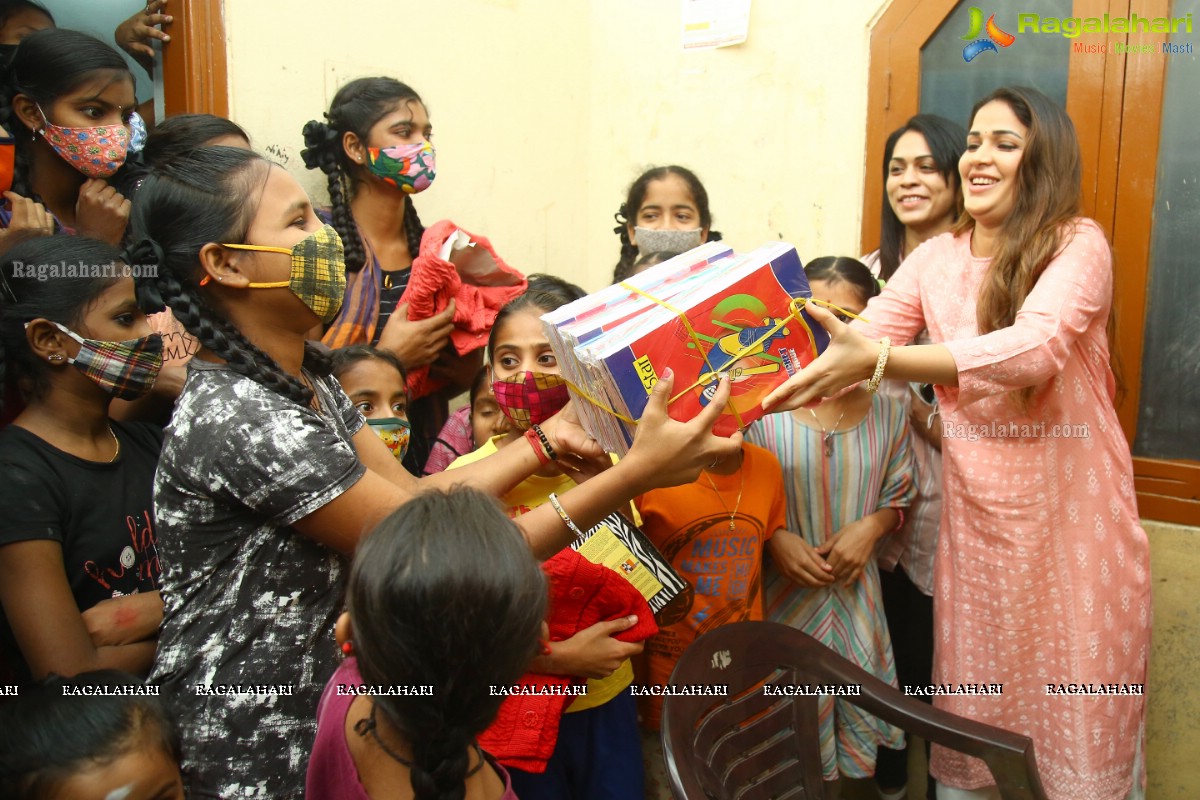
left=49, top=353, right=65, bottom=363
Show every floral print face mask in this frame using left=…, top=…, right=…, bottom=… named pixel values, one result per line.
left=37, top=105, right=130, bottom=178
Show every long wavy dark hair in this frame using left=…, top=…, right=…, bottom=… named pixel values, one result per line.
left=301, top=77, right=427, bottom=273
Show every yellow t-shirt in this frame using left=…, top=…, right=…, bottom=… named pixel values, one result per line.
left=448, top=436, right=634, bottom=712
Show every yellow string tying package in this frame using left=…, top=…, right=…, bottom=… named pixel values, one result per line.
left=564, top=282, right=866, bottom=430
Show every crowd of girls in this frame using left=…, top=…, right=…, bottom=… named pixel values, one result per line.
left=0, top=12, right=1150, bottom=800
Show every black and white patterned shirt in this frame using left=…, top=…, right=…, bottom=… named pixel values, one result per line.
left=149, top=359, right=366, bottom=799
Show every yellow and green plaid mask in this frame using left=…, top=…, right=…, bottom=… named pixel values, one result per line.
left=222, top=223, right=347, bottom=324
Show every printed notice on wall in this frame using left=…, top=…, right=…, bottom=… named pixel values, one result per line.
left=681, top=0, right=752, bottom=51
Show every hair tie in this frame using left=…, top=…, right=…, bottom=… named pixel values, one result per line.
left=300, top=120, right=339, bottom=170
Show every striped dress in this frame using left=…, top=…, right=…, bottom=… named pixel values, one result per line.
left=746, top=392, right=915, bottom=780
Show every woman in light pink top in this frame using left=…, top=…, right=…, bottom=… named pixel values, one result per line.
left=764, top=86, right=1149, bottom=800
left=307, top=488, right=544, bottom=800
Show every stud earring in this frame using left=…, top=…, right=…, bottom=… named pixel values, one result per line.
left=49, top=353, right=64, bottom=363
left=340, top=640, right=354, bottom=656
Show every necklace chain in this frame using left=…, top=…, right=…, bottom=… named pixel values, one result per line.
left=702, top=460, right=746, bottom=531
left=107, top=425, right=120, bottom=463
left=808, top=406, right=848, bottom=457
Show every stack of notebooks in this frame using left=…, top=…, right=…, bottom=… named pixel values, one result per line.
left=542, top=242, right=829, bottom=455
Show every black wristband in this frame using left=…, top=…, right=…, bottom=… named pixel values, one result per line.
left=531, top=424, right=557, bottom=461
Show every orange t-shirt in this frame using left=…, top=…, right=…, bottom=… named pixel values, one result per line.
left=635, top=442, right=787, bottom=729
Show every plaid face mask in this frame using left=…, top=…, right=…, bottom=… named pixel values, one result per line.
left=219, top=223, right=347, bottom=324
left=492, top=371, right=570, bottom=430
left=37, top=105, right=130, bottom=179
left=366, top=417, right=411, bottom=462
left=367, top=141, right=436, bottom=194
left=48, top=322, right=163, bottom=400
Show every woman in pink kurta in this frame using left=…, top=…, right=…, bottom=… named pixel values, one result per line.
left=764, top=86, right=1149, bottom=800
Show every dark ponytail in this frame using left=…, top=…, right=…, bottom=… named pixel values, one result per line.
left=301, top=77, right=427, bottom=273
left=348, top=488, right=546, bottom=800
left=128, top=146, right=329, bottom=406
left=0, top=28, right=133, bottom=197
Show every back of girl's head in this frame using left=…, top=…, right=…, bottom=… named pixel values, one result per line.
left=878, top=114, right=967, bottom=281
left=612, top=165, right=722, bottom=277
left=142, top=113, right=250, bottom=168
left=486, top=284, right=583, bottom=358
left=524, top=273, right=586, bottom=303
left=331, top=343, right=407, bottom=385
left=301, top=77, right=426, bottom=274
left=129, top=146, right=331, bottom=405
left=0, top=670, right=179, bottom=800
left=0, top=28, right=131, bottom=195
left=347, top=488, right=546, bottom=800
left=0, top=236, right=123, bottom=408
left=804, top=256, right=880, bottom=307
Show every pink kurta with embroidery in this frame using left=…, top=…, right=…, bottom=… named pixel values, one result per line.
left=852, top=219, right=1149, bottom=800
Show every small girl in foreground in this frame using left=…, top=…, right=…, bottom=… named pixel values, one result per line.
left=746, top=257, right=915, bottom=789
left=307, top=488, right=541, bottom=800
left=0, top=670, right=184, bottom=800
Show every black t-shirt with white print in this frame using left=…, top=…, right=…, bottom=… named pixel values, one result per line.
left=149, top=359, right=366, bottom=800
left=0, top=420, right=163, bottom=685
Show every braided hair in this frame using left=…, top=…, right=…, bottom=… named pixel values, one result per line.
left=127, top=146, right=330, bottom=406
left=611, top=165, right=722, bottom=280
left=0, top=28, right=133, bottom=198
left=347, top=488, right=546, bottom=800
left=301, top=77, right=427, bottom=273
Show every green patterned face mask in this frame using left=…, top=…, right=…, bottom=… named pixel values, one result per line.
left=219, top=223, right=347, bottom=324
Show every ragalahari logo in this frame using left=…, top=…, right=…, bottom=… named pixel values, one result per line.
left=962, top=7, right=1016, bottom=62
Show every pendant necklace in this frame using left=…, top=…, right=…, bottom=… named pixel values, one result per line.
left=808, top=406, right=848, bottom=457
left=702, top=461, right=746, bottom=531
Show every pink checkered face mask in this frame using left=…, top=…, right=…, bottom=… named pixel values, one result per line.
left=492, top=371, right=570, bottom=430
left=37, top=105, right=130, bottom=179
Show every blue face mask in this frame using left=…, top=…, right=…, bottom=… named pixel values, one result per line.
left=128, top=111, right=148, bottom=154
left=367, top=417, right=411, bottom=462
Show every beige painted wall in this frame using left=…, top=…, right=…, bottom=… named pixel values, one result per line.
left=222, top=0, right=886, bottom=292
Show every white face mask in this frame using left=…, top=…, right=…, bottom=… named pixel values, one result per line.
left=633, top=227, right=703, bottom=255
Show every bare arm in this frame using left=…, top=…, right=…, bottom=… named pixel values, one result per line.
left=80, top=590, right=163, bottom=647
left=0, top=541, right=158, bottom=679
left=299, top=371, right=743, bottom=560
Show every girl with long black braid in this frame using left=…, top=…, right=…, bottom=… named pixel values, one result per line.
left=308, top=488, right=541, bottom=800
left=302, top=77, right=467, bottom=472
left=128, top=146, right=740, bottom=799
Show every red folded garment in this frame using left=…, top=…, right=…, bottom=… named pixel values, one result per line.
left=478, top=547, right=658, bottom=772
left=401, top=220, right=527, bottom=399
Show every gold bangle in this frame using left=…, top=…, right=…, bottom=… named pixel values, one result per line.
left=866, top=337, right=891, bottom=393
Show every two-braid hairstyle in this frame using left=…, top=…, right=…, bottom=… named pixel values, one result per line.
left=0, top=28, right=133, bottom=199
left=301, top=77, right=427, bottom=273
left=347, top=488, right=547, bottom=800
left=612, top=165, right=722, bottom=282
left=127, top=146, right=330, bottom=406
